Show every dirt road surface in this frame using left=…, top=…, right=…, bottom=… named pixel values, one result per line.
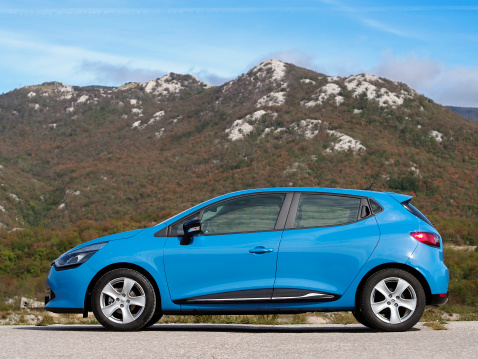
left=1, top=321, right=477, bottom=358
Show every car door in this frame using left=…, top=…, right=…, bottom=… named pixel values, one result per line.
left=163, top=192, right=292, bottom=305
left=273, top=193, right=380, bottom=301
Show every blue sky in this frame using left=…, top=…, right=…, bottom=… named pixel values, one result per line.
left=1, top=0, right=478, bottom=106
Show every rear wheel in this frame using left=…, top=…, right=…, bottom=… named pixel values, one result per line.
left=352, top=309, right=372, bottom=328
left=359, top=268, right=425, bottom=332
left=92, top=268, right=156, bottom=331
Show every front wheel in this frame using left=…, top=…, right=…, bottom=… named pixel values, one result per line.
left=359, top=268, right=425, bottom=332
left=144, top=313, right=163, bottom=328
left=91, top=268, right=156, bottom=331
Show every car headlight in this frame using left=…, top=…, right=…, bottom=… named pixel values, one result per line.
left=54, top=242, right=107, bottom=270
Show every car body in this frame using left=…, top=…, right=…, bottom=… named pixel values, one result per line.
left=45, top=188, right=449, bottom=331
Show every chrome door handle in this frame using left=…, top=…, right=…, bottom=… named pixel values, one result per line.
left=249, top=246, right=274, bottom=254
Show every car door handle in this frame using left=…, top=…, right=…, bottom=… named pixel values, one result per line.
left=249, top=246, right=274, bottom=254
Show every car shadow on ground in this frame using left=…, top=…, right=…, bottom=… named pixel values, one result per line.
left=14, top=323, right=419, bottom=333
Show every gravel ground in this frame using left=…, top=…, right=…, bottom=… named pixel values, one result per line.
left=1, top=321, right=477, bottom=358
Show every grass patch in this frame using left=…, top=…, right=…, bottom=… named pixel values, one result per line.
left=36, top=315, right=55, bottom=326
left=424, top=321, right=447, bottom=330
left=441, top=304, right=478, bottom=314
left=158, top=312, right=357, bottom=325
left=420, top=307, right=447, bottom=322
left=160, top=314, right=283, bottom=325
left=456, top=312, right=478, bottom=321
left=324, top=312, right=357, bottom=325
left=2, top=307, right=478, bottom=326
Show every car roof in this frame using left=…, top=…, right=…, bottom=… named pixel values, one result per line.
left=226, top=187, right=386, bottom=197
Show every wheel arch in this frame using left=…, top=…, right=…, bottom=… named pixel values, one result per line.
left=83, top=262, right=162, bottom=317
left=354, top=263, right=432, bottom=308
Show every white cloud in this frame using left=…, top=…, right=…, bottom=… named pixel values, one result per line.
left=375, top=51, right=478, bottom=107
left=0, top=31, right=181, bottom=87
left=189, top=69, right=233, bottom=86
left=316, top=0, right=411, bottom=38
left=359, top=18, right=408, bottom=37
left=2, top=5, right=478, bottom=17
left=375, top=51, right=441, bottom=88
left=79, top=61, right=165, bottom=85
left=0, top=8, right=313, bottom=16
left=431, top=66, right=478, bottom=107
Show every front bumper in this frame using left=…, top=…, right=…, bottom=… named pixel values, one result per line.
left=44, top=287, right=55, bottom=305
left=44, top=262, right=96, bottom=314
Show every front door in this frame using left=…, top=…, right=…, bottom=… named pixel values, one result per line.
left=164, top=193, right=289, bottom=304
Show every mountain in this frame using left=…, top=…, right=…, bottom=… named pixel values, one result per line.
left=446, top=106, right=478, bottom=122
left=0, top=60, right=477, bottom=234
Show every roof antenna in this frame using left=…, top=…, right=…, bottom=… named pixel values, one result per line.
left=365, top=162, right=385, bottom=191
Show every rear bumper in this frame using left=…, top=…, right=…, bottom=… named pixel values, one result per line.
left=430, top=291, right=449, bottom=306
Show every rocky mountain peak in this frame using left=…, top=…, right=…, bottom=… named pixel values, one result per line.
left=141, top=72, right=212, bottom=97
left=23, top=81, right=75, bottom=99
left=249, top=59, right=288, bottom=83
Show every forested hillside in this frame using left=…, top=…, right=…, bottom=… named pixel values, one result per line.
left=0, top=60, right=477, bottom=304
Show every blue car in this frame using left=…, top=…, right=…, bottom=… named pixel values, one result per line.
left=45, top=188, right=448, bottom=331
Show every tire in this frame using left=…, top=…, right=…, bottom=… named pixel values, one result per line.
left=144, top=312, right=163, bottom=328
left=359, top=268, right=425, bottom=332
left=91, top=268, right=156, bottom=331
left=352, top=309, right=372, bottom=328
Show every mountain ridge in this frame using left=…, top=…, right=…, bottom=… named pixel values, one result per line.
left=446, top=106, right=478, bottom=122
left=0, top=60, right=476, bottom=235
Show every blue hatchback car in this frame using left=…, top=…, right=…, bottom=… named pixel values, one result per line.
left=45, top=188, right=448, bottom=331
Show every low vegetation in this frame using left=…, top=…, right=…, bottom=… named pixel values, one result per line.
left=0, top=217, right=477, bottom=322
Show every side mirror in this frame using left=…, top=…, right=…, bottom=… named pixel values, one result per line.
left=181, top=219, right=202, bottom=245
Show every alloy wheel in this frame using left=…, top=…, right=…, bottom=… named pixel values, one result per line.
left=369, top=277, right=417, bottom=324
left=99, top=277, right=146, bottom=324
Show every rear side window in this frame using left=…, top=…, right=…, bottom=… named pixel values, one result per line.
left=402, top=201, right=434, bottom=227
left=294, top=194, right=361, bottom=228
left=369, top=199, right=383, bottom=214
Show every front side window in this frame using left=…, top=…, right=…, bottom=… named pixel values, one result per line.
left=294, top=194, right=361, bottom=228
left=200, top=194, right=286, bottom=235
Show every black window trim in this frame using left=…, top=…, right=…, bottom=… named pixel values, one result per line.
left=284, top=192, right=375, bottom=231
left=368, top=198, right=383, bottom=215
left=401, top=200, right=434, bottom=227
left=156, top=191, right=294, bottom=237
left=155, top=191, right=383, bottom=237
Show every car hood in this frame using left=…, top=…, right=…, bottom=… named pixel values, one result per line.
left=69, top=228, right=144, bottom=251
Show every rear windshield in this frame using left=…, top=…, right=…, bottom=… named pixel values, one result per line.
left=402, top=201, right=434, bottom=227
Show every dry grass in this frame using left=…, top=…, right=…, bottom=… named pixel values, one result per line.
left=0, top=307, right=476, bottom=326
left=423, top=321, right=448, bottom=330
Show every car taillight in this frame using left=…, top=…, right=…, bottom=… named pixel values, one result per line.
left=410, top=232, right=441, bottom=248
